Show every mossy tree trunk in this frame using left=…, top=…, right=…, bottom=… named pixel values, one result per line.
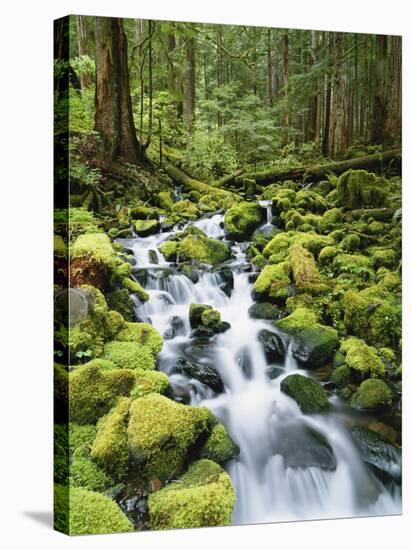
left=76, top=16, right=91, bottom=91
left=94, top=17, right=141, bottom=164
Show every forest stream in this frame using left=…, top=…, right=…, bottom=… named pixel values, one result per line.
left=117, top=203, right=401, bottom=524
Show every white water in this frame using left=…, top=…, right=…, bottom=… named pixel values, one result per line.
left=120, top=218, right=401, bottom=524
left=258, top=199, right=273, bottom=226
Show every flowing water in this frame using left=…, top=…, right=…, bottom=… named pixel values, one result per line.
left=118, top=212, right=401, bottom=525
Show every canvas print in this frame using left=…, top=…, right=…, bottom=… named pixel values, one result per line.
left=54, top=15, right=402, bottom=535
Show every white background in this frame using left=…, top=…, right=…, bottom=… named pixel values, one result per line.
left=0, top=0, right=410, bottom=548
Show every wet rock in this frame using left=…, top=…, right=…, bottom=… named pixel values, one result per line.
left=248, top=302, right=282, bottom=321
left=189, top=303, right=212, bottom=328
left=280, top=374, right=329, bottom=414
left=218, top=267, right=234, bottom=296
left=169, top=315, right=185, bottom=335
left=272, top=423, right=337, bottom=471
left=291, top=326, right=339, bottom=367
left=191, top=326, right=215, bottom=339
left=173, top=358, right=224, bottom=394
left=148, top=249, right=159, bottom=264
left=258, top=329, right=285, bottom=362
left=350, top=379, right=393, bottom=410
left=215, top=321, right=231, bottom=333
left=179, top=264, right=200, bottom=283
left=350, top=427, right=401, bottom=483
left=118, top=489, right=149, bottom=530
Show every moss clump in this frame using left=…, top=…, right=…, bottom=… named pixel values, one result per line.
left=67, top=487, right=133, bottom=535
left=318, top=245, right=339, bottom=265
left=284, top=211, right=320, bottom=232
left=288, top=244, right=329, bottom=295
left=159, top=240, right=179, bottom=261
left=69, top=455, right=110, bottom=492
left=336, top=169, right=389, bottom=209
left=253, top=262, right=291, bottom=303
left=91, top=398, right=130, bottom=481
left=262, top=233, right=290, bottom=260
left=131, top=370, right=170, bottom=399
left=127, top=394, right=213, bottom=480
left=69, top=423, right=98, bottom=455
left=368, top=221, right=385, bottom=234
left=71, top=232, right=116, bottom=265
left=224, top=202, right=263, bottom=240
left=201, top=308, right=222, bottom=330
left=317, top=208, right=342, bottom=234
left=116, top=322, right=163, bottom=356
left=331, top=365, right=353, bottom=388
left=371, top=248, right=397, bottom=269
left=54, top=234, right=67, bottom=258
left=200, top=424, right=240, bottom=464
left=69, top=363, right=135, bottom=424
left=189, top=303, right=212, bottom=327
left=149, top=459, right=236, bottom=530
left=280, top=374, right=329, bottom=414
left=121, top=277, right=149, bottom=301
left=158, top=191, right=174, bottom=210
left=350, top=379, right=393, bottom=410
left=172, top=200, right=199, bottom=220
left=103, top=341, right=155, bottom=371
left=134, top=219, right=159, bottom=237
left=340, top=337, right=385, bottom=378
left=179, top=234, right=230, bottom=265
left=276, top=307, right=318, bottom=333
left=332, top=253, right=374, bottom=280
left=295, top=189, right=327, bottom=213
left=106, top=289, right=135, bottom=322
left=341, top=234, right=361, bottom=252
left=291, top=325, right=339, bottom=367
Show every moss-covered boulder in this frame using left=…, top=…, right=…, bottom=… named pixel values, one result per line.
left=127, top=394, right=213, bottom=480
left=340, top=337, right=385, bottom=378
left=69, top=455, right=110, bottom=492
left=148, top=459, right=236, bottom=529
left=106, top=289, right=136, bottom=322
left=288, top=244, right=329, bottom=295
left=91, top=397, right=130, bottom=482
left=131, top=370, right=170, bottom=399
left=224, top=202, right=263, bottom=240
left=350, top=379, right=393, bottom=410
left=179, top=234, right=230, bottom=265
left=69, top=363, right=135, bottom=424
left=159, top=240, right=179, bottom=261
left=201, top=308, right=221, bottom=331
left=280, top=374, right=329, bottom=413
left=253, top=262, right=291, bottom=303
left=318, top=208, right=342, bottom=234
left=57, top=485, right=133, bottom=535
left=248, top=301, right=282, bottom=320
left=276, top=307, right=318, bottom=333
left=330, top=364, right=353, bottom=388
left=291, top=325, right=339, bottom=367
left=134, top=219, right=159, bottom=237
left=103, top=341, right=155, bottom=371
left=336, top=169, right=389, bottom=209
left=200, top=424, right=240, bottom=464
left=69, top=423, right=98, bottom=455
left=189, top=303, right=212, bottom=328
left=115, top=322, right=163, bottom=356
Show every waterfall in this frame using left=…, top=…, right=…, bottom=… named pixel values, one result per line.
left=125, top=217, right=401, bottom=525
left=258, top=199, right=273, bottom=226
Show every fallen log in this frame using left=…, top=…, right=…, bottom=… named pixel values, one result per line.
left=343, top=207, right=397, bottom=222
left=212, top=168, right=245, bottom=188
left=247, top=148, right=401, bottom=185
left=162, top=160, right=239, bottom=201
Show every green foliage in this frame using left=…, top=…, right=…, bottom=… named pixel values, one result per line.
left=149, top=459, right=236, bottom=529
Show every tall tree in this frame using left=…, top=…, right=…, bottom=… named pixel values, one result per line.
left=76, top=16, right=91, bottom=91
left=94, top=17, right=141, bottom=164
left=383, top=36, right=401, bottom=143
left=371, top=35, right=388, bottom=144
left=282, top=32, right=290, bottom=129
left=328, top=33, right=348, bottom=158
left=185, top=34, right=196, bottom=133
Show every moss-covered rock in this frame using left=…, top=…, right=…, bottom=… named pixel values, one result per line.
left=341, top=234, right=361, bottom=252
left=159, top=240, right=179, bottom=261
left=295, top=189, right=327, bottom=213
left=332, top=253, right=374, bottom=280
left=158, top=191, right=174, bottom=211
left=280, top=374, right=329, bottom=413
left=340, top=337, right=385, bottom=378
left=131, top=370, right=170, bottom=399
left=288, top=244, right=329, bottom=295
left=189, top=303, right=212, bottom=328
left=148, top=459, right=236, bottom=530
left=64, top=486, right=133, bottom=535
left=330, top=365, right=353, bottom=388
left=127, top=394, right=213, bottom=480
left=318, top=245, right=339, bottom=265
left=54, top=234, right=67, bottom=258
left=336, top=169, right=389, bottom=209
left=69, top=455, right=110, bottom=492
left=179, top=234, right=230, bottom=265
left=200, top=424, right=240, bottom=464
left=317, top=208, right=342, bottom=234
left=224, top=202, right=263, bottom=240
left=103, top=341, right=155, bottom=371
left=69, top=423, right=98, bottom=455
left=201, top=308, right=222, bottom=330
left=115, top=322, right=163, bottom=356
left=69, top=363, right=135, bottom=424
left=91, top=397, right=130, bottom=481
left=253, top=262, right=291, bottom=303
left=248, top=301, right=281, bottom=320
left=121, top=277, right=149, bottom=301
left=134, top=219, right=159, bottom=237
left=350, top=379, right=393, bottom=410
left=291, top=325, right=339, bottom=367
left=172, top=200, right=199, bottom=220
left=106, top=289, right=136, bottom=322
left=276, top=307, right=318, bottom=333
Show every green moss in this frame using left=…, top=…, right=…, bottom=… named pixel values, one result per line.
left=106, top=289, right=136, bottom=322
left=159, top=240, right=179, bottom=261
left=332, top=253, right=374, bottom=279
left=253, top=262, right=291, bottom=303
left=200, top=424, right=239, bottom=463
left=341, top=234, right=361, bottom=252
left=69, top=455, right=110, bottom=492
left=224, top=202, right=263, bottom=240
left=71, top=232, right=116, bottom=265
left=331, top=365, right=353, bottom=388
left=288, top=244, right=329, bottom=295
left=291, top=232, right=334, bottom=256
left=69, top=363, right=135, bottom=424
left=189, top=303, right=212, bottom=327
left=291, top=325, right=339, bottom=367
left=67, top=487, right=133, bottom=535
left=201, top=308, right=222, bottom=330
left=295, top=189, right=327, bottom=213
left=371, top=248, right=397, bottom=269
left=284, top=211, right=320, bottom=232
left=368, top=221, right=385, bottom=234
left=340, top=337, right=385, bottom=378
left=54, top=363, right=68, bottom=422
left=276, top=307, right=318, bottom=333
left=116, top=322, right=163, bottom=356
left=280, top=374, right=329, bottom=413
left=134, top=219, right=159, bottom=236
left=263, top=233, right=290, bottom=259
left=351, top=379, right=393, bottom=410
left=319, top=245, right=339, bottom=265
left=127, top=394, right=213, bottom=480
left=149, top=459, right=236, bottom=530
left=54, top=484, right=70, bottom=533
left=179, top=234, right=230, bottom=265
left=69, top=423, right=98, bottom=455
left=91, top=398, right=130, bottom=481
left=131, top=370, right=170, bottom=399
left=172, top=200, right=199, bottom=220
left=54, top=234, right=67, bottom=258
left=317, top=208, right=342, bottom=234
left=121, top=277, right=149, bottom=301
left=336, top=169, right=389, bottom=209
left=158, top=191, right=174, bottom=211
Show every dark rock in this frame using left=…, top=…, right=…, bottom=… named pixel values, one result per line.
left=258, top=329, right=285, bottom=362
left=291, top=326, right=339, bottom=367
left=179, top=264, right=199, bottom=283
left=148, top=249, right=159, bottom=264
left=191, top=326, right=215, bottom=339
left=189, top=303, right=212, bottom=328
left=351, top=427, right=401, bottom=483
left=280, top=374, right=329, bottom=414
left=218, top=267, right=234, bottom=296
left=169, top=315, right=185, bottom=335
left=215, top=321, right=231, bottom=333
left=173, top=358, right=225, bottom=394
left=248, top=302, right=282, bottom=320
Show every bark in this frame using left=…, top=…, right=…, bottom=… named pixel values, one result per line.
left=328, top=33, right=348, bottom=158
left=94, top=17, right=141, bottom=164
left=76, top=16, right=91, bottom=90
left=185, top=35, right=196, bottom=134
left=383, top=36, right=401, bottom=143
left=371, top=35, right=388, bottom=144
left=247, top=148, right=401, bottom=185
left=282, top=32, right=290, bottom=129
left=212, top=169, right=245, bottom=188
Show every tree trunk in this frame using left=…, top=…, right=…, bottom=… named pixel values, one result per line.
left=185, top=35, right=196, bottom=134
left=371, top=35, right=388, bottom=144
left=383, top=36, right=401, bottom=143
left=76, top=16, right=91, bottom=90
left=282, top=32, right=290, bottom=129
left=94, top=17, right=141, bottom=164
left=328, top=33, right=348, bottom=159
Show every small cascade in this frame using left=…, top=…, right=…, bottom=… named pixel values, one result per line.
left=258, top=199, right=273, bottom=226
left=192, top=213, right=225, bottom=238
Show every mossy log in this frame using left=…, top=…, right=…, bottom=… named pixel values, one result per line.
left=247, top=148, right=401, bottom=185
left=344, top=208, right=397, bottom=222
left=162, top=160, right=239, bottom=201
left=212, top=168, right=245, bottom=188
